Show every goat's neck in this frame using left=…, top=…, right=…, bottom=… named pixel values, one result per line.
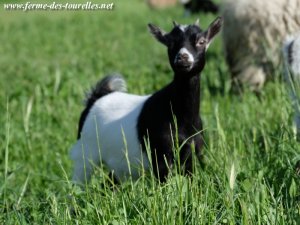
left=171, top=73, right=201, bottom=121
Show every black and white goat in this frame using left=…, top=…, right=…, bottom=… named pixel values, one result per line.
left=70, top=17, right=223, bottom=184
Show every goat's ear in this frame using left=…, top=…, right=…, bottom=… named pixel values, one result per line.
left=205, top=16, right=223, bottom=44
left=148, top=23, right=168, bottom=46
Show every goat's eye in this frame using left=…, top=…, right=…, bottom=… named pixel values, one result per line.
left=196, top=38, right=206, bottom=47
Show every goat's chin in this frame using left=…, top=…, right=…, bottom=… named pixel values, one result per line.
left=174, top=63, right=193, bottom=73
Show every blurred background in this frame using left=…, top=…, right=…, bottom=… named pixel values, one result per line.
left=1, top=0, right=299, bottom=224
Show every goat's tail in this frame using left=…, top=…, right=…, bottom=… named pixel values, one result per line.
left=77, top=73, right=126, bottom=139
left=85, top=73, right=127, bottom=106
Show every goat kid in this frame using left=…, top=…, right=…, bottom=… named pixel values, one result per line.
left=70, top=17, right=223, bottom=184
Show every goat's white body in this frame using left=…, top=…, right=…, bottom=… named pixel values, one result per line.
left=70, top=92, right=150, bottom=184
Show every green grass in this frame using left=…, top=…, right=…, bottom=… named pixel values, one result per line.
left=1, top=0, right=299, bottom=224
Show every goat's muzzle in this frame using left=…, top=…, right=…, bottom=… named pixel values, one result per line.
left=174, top=48, right=194, bottom=71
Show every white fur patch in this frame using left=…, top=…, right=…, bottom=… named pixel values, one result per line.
left=71, top=92, right=150, bottom=184
left=179, top=25, right=188, bottom=32
left=176, top=47, right=194, bottom=64
left=109, top=77, right=127, bottom=92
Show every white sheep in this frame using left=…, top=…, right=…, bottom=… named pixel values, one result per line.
left=222, top=0, right=300, bottom=91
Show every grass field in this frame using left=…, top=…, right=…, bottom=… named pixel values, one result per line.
left=0, top=0, right=299, bottom=224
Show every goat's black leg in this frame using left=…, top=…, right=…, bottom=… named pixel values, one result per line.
left=152, top=153, right=173, bottom=183
left=180, top=138, right=203, bottom=176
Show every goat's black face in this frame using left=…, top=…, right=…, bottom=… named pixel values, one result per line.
left=148, top=17, right=223, bottom=75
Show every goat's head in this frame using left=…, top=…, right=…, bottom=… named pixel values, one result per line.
left=148, top=17, right=223, bottom=75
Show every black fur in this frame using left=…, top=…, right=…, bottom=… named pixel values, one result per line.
left=137, top=75, right=204, bottom=182
left=183, top=0, right=219, bottom=14
left=138, top=17, right=222, bottom=182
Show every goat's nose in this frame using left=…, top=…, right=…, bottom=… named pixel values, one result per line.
left=174, top=48, right=194, bottom=65
left=178, top=53, right=189, bottom=60
left=175, top=53, right=190, bottom=64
